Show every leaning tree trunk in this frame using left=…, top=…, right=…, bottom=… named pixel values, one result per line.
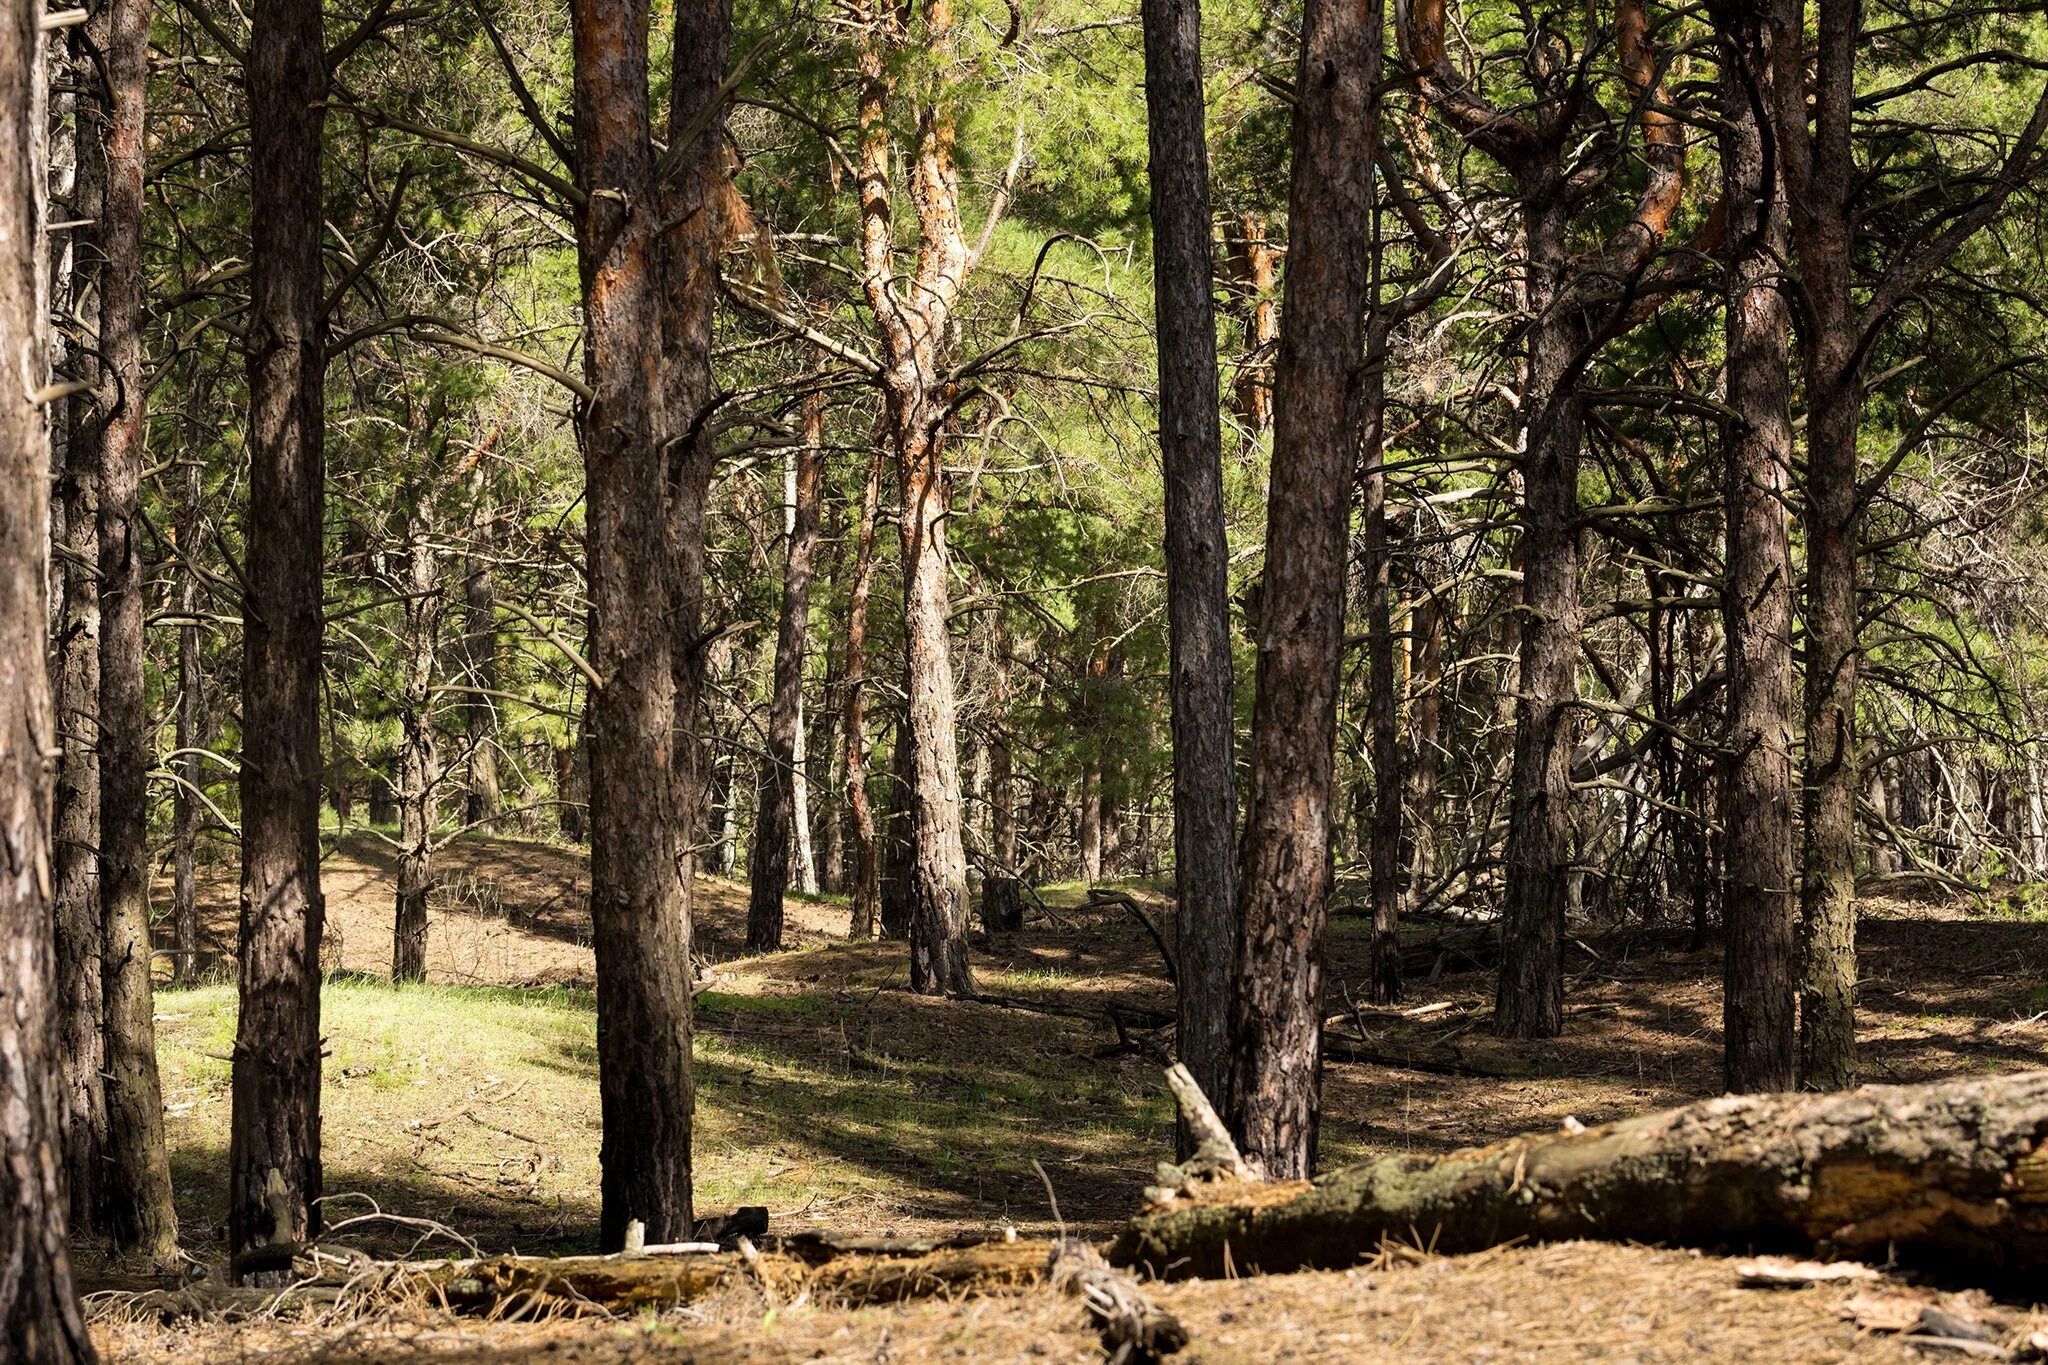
left=1716, top=10, right=1798, bottom=1093
left=52, top=15, right=106, bottom=1237
left=842, top=446, right=885, bottom=939
left=234, top=0, right=329, bottom=1276
left=94, top=0, right=176, bottom=1265
left=1115, top=1069, right=2048, bottom=1286
left=1140, top=0, right=1239, bottom=1115
left=574, top=0, right=697, bottom=1250
left=747, top=403, right=823, bottom=953
left=2, top=4, right=98, bottom=1345
left=1228, top=0, right=1380, bottom=1180
left=392, top=535, right=443, bottom=984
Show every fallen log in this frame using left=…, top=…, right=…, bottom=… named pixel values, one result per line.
left=1111, top=1069, right=2048, bottom=1285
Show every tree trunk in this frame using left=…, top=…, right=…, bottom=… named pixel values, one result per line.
left=1405, top=594, right=1443, bottom=908
left=662, top=0, right=734, bottom=976
left=747, top=399, right=824, bottom=953
left=462, top=559, right=500, bottom=828
left=1360, top=351, right=1402, bottom=1005
left=1493, top=189, right=1579, bottom=1041
left=92, top=0, right=176, bottom=1265
left=1115, top=1070, right=2048, bottom=1286
left=52, top=12, right=106, bottom=1237
left=842, top=447, right=884, bottom=939
left=1716, top=8, right=1797, bottom=1093
left=572, top=0, right=697, bottom=1250
left=1228, top=0, right=1379, bottom=1180
left=1141, top=0, right=1240, bottom=1117
left=392, top=536, right=442, bottom=985
left=234, top=0, right=329, bottom=1275
left=172, top=363, right=207, bottom=987
left=1228, top=212, right=1279, bottom=436
left=879, top=720, right=913, bottom=941
left=1, top=6, right=99, bottom=1342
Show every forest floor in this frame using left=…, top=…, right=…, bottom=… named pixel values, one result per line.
left=82, top=830, right=2048, bottom=1361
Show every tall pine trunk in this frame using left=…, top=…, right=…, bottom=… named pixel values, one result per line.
left=1228, top=0, right=1380, bottom=1179
left=747, top=400, right=824, bottom=952
left=1, top=1, right=98, bottom=1342
left=52, top=17, right=106, bottom=1237
left=462, top=560, right=500, bottom=828
left=1716, top=4, right=1798, bottom=1092
left=572, top=0, right=698, bottom=1249
left=842, top=446, right=885, bottom=939
left=233, top=0, right=328, bottom=1274
left=392, top=535, right=442, bottom=984
left=93, top=0, right=175, bottom=1263
left=1139, top=0, right=1239, bottom=1116
left=172, top=362, right=208, bottom=986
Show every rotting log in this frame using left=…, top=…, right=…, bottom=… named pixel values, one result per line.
left=1111, top=1069, right=2048, bottom=1284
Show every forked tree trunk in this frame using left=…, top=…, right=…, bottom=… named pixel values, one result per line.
left=572, top=0, right=697, bottom=1250
left=747, top=400, right=824, bottom=953
left=93, top=0, right=175, bottom=1264
left=1140, top=0, right=1240, bottom=1117
left=234, top=0, right=329, bottom=1275
left=52, top=18, right=107, bottom=1237
left=392, top=536, right=443, bottom=984
left=842, top=446, right=885, bottom=939
left=1228, top=0, right=1380, bottom=1180
left=1716, top=4, right=1797, bottom=1093
left=1, top=6, right=98, bottom=1345
left=1115, top=1070, right=2048, bottom=1286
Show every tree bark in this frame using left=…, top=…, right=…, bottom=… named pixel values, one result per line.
left=462, top=559, right=500, bottom=828
left=2, top=6, right=98, bottom=1345
left=747, top=398, right=824, bottom=953
left=1360, top=348, right=1402, bottom=1005
left=234, top=0, right=329, bottom=1275
left=1140, top=0, right=1240, bottom=1120
left=1715, top=3, right=1798, bottom=1093
left=1115, top=1070, right=2048, bottom=1287
left=879, top=719, right=913, bottom=941
left=51, top=16, right=106, bottom=1237
left=392, top=534, right=442, bottom=984
left=1228, top=212, right=1279, bottom=436
left=842, top=445, right=885, bottom=939
left=572, top=0, right=697, bottom=1250
left=1228, top=0, right=1380, bottom=1180
left=92, top=0, right=176, bottom=1264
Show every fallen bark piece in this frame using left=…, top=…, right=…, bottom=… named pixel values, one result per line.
left=1049, top=1239, right=1187, bottom=1363
left=1737, top=1257, right=1882, bottom=1288
left=1112, top=1069, right=2048, bottom=1283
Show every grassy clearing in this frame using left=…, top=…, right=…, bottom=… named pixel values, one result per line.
left=151, top=963, right=1171, bottom=1261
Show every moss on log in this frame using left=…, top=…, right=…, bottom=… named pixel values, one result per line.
left=1110, top=1070, right=2048, bottom=1283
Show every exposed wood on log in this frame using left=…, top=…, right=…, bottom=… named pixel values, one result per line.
left=1112, top=1069, right=2048, bottom=1285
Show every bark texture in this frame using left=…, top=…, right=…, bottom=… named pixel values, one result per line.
left=1228, top=0, right=1379, bottom=1180
left=234, top=0, right=329, bottom=1273
left=1115, top=1070, right=2048, bottom=1286
left=2, top=0, right=97, bottom=1345
left=572, top=0, right=696, bottom=1248
left=1140, top=0, right=1240, bottom=1122
left=392, top=534, right=443, bottom=984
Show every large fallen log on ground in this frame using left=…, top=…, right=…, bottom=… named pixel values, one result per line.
left=1112, top=1069, right=2048, bottom=1284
